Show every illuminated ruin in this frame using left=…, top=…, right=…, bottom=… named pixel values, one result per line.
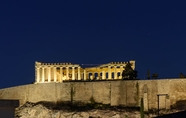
left=35, top=60, right=135, bottom=83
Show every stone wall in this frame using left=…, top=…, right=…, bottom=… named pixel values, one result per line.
left=0, top=79, right=186, bottom=110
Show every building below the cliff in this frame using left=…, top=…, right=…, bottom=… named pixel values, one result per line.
left=0, top=99, right=19, bottom=118
left=35, top=60, right=135, bottom=83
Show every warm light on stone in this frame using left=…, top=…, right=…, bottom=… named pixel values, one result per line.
left=35, top=60, right=135, bottom=83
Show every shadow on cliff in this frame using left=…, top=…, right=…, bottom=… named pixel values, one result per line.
left=21, top=101, right=140, bottom=112
left=155, top=110, right=186, bottom=118
left=153, top=100, right=186, bottom=118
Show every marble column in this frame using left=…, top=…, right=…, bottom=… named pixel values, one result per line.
left=54, top=67, right=57, bottom=82
left=66, top=67, right=69, bottom=80
left=78, top=67, right=81, bottom=80
left=48, top=67, right=51, bottom=82
left=84, top=70, right=86, bottom=80
left=120, top=66, right=123, bottom=79
left=120, top=66, right=123, bottom=74
left=60, top=67, right=63, bottom=82
left=102, top=70, right=105, bottom=80
left=114, top=66, right=117, bottom=79
left=72, top=67, right=75, bottom=80
left=37, top=68, right=40, bottom=83
left=42, top=67, right=45, bottom=82
left=108, top=66, right=111, bottom=79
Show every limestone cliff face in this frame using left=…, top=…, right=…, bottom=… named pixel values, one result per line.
left=15, top=102, right=146, bottom=118
left=15, top=102, right=185, bottom=118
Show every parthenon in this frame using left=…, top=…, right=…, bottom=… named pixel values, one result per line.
left=35, top=60, right=135, bottom=83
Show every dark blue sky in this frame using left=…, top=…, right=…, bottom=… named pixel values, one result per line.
left=0, top=1, right=186, bottom=88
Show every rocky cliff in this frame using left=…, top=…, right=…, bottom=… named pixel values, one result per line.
left=15, top=102, right=152, bottom=118
left=15, top=102, right=186, bottom=118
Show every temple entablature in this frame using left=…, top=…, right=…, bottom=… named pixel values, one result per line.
left=35, top=62, right=80, bottom=68
left=35, top=60, right=135, bottom=84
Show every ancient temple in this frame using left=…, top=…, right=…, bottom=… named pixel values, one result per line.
left=35, top=60, right=135, bottom=83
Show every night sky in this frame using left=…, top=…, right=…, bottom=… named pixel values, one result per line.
left=1, top=1, right=186, bottom=88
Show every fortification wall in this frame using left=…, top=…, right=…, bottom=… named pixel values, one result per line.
left=0, top=79, right=186, bottom=110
